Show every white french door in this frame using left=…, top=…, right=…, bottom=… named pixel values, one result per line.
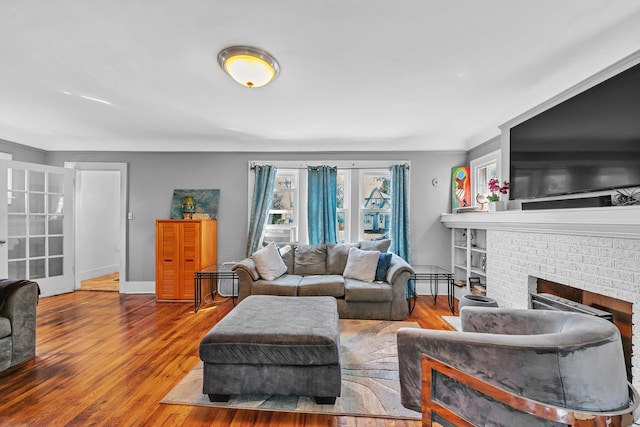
left=0, top=160, right=74, bottom=296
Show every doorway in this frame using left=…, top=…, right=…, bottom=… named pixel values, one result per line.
left=65, top=162, right=127, bottom=292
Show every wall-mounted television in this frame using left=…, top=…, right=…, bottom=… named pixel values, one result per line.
left=509, top=61, right=640, bottom=200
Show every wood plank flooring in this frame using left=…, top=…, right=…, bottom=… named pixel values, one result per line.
left=80, top=273, right=119, bottom=292
left=0, top=292, right=455, bottom=427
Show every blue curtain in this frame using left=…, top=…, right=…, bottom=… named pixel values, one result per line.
left=390, top=164, right=410, bottom=262
left=246, top=164, right=277, bottom=256
left=307, top=165, right=338, bottom=245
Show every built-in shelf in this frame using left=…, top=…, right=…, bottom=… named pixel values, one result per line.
left=470, top=268, right=487, bottom=276
left=450, top=227, right=487, bottom=296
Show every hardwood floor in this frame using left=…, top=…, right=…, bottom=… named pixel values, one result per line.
left=0, top=292, right=456, bottom=427
left=80, top=273, right=119, bottom=292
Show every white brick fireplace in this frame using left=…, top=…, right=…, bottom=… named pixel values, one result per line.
left=441, top=205, right=640, bottom=389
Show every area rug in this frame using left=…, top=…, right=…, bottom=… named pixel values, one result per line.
left=161, top=319, right=421, bottom=420
left=442, top=315, right=461, bottom=331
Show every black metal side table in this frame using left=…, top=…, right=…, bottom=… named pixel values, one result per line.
left=194, top=265, right=238, bottom=313
left=408, top=265, right=455, bottom=314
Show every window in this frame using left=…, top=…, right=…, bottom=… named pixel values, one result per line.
left=470, top=149, right=501, bottom=205
left=263, top=170, right=298, bottom=243
left=336, top=171, right=349, bottom=243
left=253, top=161, right=406, bottom=245
left=359, top=170, right=391, bottom=241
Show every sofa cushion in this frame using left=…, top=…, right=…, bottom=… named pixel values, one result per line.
left=252, top=242, right=287, bottom=281
left=0, top=317, right=10, bottom=339
left=294, top=244, right=327, bottom=275
left=252, top=274, right=302, bottom=296
left=344, top=278, right=394, bottom=302
left=271, top=242, right=297, bottom=274
left=375, top=252, right=393, bottom=282
left=298, top=275, right=345, bottom=297
left=359, top=239, right=391, bottom=253
left=326, top=243, right=358, bottom=275
left=343, top=247, right=380, bottom=283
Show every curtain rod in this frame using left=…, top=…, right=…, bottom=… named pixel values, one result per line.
left=250, top=162, right=410, bottom=170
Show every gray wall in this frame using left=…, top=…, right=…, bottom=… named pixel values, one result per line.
left=0, top=139, right=47, bottom=163
left=468, top=135, right=501, bottom=162
left=0, top=140, right=465, bottom=282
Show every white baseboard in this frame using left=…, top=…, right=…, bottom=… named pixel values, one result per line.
left=119, top=281, right=155, bottom=294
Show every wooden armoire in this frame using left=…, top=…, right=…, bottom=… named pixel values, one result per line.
left=155, top=219, right=218, bottom=301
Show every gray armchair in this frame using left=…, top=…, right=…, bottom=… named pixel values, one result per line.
left=0, top=280, right=39, bottom=371
left=397, top=307, right=637, bottom=426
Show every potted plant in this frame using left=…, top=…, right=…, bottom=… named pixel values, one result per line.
left=488, top=179, right=509, bottom=211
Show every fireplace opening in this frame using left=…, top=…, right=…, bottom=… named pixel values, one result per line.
left=532, top=279, right=633, bottom=382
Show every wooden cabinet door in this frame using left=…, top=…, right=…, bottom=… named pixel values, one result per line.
left=156, top=221, right=180, bottom=300
left=179, top=221, right=201, bottom=300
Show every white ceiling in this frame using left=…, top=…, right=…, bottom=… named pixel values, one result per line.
left=1, top=1, right=640, bottom=153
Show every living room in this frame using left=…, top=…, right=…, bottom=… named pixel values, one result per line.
left=1, top=1, right=640, bottom=426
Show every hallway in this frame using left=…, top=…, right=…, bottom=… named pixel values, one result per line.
left=80, top=273, right=119, bottom=292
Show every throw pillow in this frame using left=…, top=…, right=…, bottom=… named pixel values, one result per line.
left=326, top=243, right=358, bottom=275
left=343, top=247, right=380, bottom=283
left=278, top=244, right=292, bottom=257
left=252, top=241, right=287, bottom=281
left=375, top=252, right=393, bottom=282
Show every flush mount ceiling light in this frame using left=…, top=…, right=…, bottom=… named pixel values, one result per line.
left=218, top=46, right=280, bottom=88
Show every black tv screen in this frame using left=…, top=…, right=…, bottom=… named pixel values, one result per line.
left=509, top=61, right=640, bottom=200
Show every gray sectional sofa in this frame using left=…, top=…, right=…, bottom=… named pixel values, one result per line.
left=232, top=241, right=414, bottom=320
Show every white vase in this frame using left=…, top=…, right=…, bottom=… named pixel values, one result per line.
left=488, top=201, right=506, bottom=212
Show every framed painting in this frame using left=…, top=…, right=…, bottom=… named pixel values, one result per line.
left=451, top=166, right=471, bottom=212
left=170, top=189, right=220, bottom=219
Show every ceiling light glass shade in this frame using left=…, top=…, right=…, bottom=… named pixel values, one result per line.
left=218, top=46, right=280, bottom=88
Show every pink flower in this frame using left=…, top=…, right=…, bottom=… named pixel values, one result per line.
left=488, top=179, right=509, bottom=201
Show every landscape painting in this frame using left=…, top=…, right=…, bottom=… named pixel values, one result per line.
left=170, top=189, right=220, bottom=219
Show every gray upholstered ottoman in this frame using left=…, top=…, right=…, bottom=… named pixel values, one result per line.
left=199, top=295, right=341, bottom=404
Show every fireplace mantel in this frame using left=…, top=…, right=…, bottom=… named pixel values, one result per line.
left=440, top=205, right=640, bottom=238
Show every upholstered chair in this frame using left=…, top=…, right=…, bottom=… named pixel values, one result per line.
left=397, top=307, right=637, bottom=426
left=0, top=280, right=39, bottom=371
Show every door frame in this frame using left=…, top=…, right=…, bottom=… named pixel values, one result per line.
left=65, top=162, right=128, bottom=291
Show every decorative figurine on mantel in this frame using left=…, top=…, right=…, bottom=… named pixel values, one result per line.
left=182, top=195, right=196, bottom=219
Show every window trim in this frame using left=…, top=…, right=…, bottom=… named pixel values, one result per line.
left=470, top=149, right=501, bottom=206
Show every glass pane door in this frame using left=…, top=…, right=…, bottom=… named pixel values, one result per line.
left=0, top=160, right=74, bottom=296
